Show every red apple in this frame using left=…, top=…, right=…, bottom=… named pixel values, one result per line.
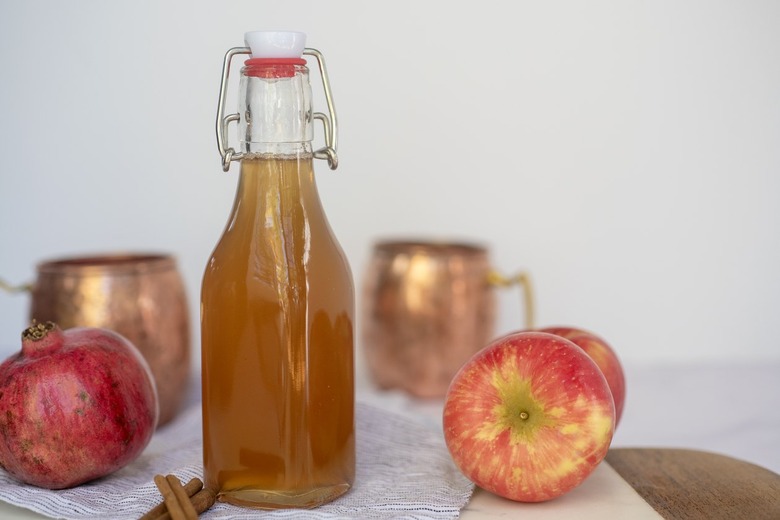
left=443, top=331, right=615, bottom=502
left=538, top=326, right=625, bottom=426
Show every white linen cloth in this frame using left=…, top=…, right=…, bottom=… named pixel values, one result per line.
left=0, top=398, right=473, bottom=520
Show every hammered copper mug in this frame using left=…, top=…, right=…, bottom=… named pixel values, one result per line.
left=361, top=240, right=534, bottom=398
left=20, top=253, right=190, bottom=427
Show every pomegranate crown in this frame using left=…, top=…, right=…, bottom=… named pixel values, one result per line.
left=22, top=320, right=56, bottom=341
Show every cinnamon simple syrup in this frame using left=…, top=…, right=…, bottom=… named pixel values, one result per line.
left=201, top=33, right=354, bottom=509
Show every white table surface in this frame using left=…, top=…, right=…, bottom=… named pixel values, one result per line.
left=1, top=360, right=778, bottom=519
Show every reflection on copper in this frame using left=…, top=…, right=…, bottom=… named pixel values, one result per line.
left=361, top=240, right=497, bottom=398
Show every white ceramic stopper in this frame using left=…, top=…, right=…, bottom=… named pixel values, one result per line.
left=244, top=31, right=306, bottom=58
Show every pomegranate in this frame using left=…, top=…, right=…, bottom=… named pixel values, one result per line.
left=0, top=321, right=158, bottom=489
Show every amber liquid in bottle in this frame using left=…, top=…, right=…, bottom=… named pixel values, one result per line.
left=201, top=155, right=355, bottom=509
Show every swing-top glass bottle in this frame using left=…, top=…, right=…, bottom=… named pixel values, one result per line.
left=200, top=31, right=355, bottom=509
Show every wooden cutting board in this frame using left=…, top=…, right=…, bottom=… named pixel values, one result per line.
left=605, top=448, right=780, bottom=520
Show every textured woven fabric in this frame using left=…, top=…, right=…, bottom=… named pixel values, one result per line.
left=0, top=399, right=473, bottom=519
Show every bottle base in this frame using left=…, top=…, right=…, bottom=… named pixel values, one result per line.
left=217, top=482, right=351, bottom=510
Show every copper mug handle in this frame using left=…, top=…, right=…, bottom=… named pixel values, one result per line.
left=486, top=269, right=536, bottom=331
left=0, top=279, right=32, bottom=294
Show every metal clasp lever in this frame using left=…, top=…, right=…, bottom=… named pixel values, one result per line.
left=216, top=47, right=339, bottom=172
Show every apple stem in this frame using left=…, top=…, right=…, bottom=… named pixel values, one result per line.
left=519, top=411, right=529, bottom=420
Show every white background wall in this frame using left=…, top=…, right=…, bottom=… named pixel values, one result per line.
left=1, top=1, right=778, bottom=370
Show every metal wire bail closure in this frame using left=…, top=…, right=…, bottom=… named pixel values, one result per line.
left=216, top=46, right=339, bottom=172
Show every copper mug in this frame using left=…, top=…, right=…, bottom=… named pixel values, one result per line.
left=361, top=240, right=534, bottom=398
left=3, top=253, right=191, bottom=426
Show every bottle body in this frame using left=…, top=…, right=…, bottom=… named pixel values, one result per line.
left=201, top=152, right=355, bottom=508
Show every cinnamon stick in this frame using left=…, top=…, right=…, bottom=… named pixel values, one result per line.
left=139, top=478, right=202, bottom=520
left=154, top=488, right=217, bottom=520
left=166, top=475, right=199, bottom=520
left=151, top=474, right=192, bottom=520
left=190, top=488, right=217, bottom=514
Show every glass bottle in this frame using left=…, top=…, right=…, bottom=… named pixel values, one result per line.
left=201, top=31, right=355, bottom=509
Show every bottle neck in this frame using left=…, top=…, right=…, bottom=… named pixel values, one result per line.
left=233, top=61, right=323, bottom=224
left=233, top=156, right=323, bottom=229
left=238, top=60, right=313, bottom=155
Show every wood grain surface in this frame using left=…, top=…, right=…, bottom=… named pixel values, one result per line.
left=606, top=448, right=780, bottom=520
